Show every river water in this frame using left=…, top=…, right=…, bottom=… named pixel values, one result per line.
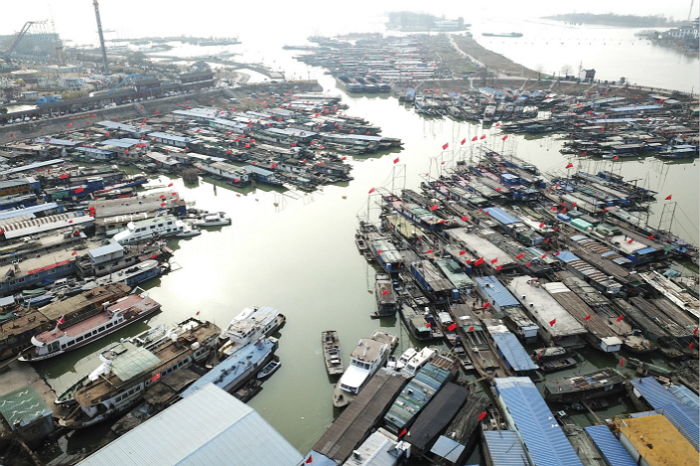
left=31, top=16, right=699, bottom=457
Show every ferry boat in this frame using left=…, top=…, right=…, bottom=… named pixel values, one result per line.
left=19, top=290, right=161, bottom=362
left=113, top=214, right=189, bottom=245
left=373, top=274, right=398, bottom=318
left=55, top=318, right=220, bottom=428
left=332, top=331, right=397, bottom=408
left=193, top=211, right=231, bottom=227
left=93, top=259, right=164, bottom=288
left=219, top=305, right=286, bottom=355
left=322, top=330, right=344, bottom=376
left=544, top=368, right=626, bottom=403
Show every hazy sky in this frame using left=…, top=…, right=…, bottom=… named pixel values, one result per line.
left=1, top=0, right=697, bottom=45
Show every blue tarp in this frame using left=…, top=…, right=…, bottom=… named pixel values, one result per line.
left=555, top=250, right=580, bottom=263
left=484, top=207, right=521, bottom=225
left=494, top=377, right=583, bottom=466
left=584, top=425, right=636, bottom=466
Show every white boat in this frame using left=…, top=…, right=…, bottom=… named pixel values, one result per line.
left=193, top=211, right=231, bottom=227
left=176, top=222, right=201, bottom=238
left=332, top=331, right=397, bottom=408
left=113, top=214, right=187, bottom=244
left=401, top=347, right=437, bottom=377
left=19, top=290, right=161, bottom=362
left=219, top=305, right=286, bottom=355
left=388, top=347, right=416, bottom=371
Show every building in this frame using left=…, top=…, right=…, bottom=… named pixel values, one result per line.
left=475, top=276, right=539, bottom=340
left=148, top=132, right=199, bottom=148
left=628, top=377, right=699, bottom=450
left=493, top=377, right=583, bottom=466
left=583, top=425, right=636, bottom=466
left=342, top=429, right=410, bottom=466
left=79, top=383, right=302, bottom=466
left=481, top=430, right=528, bottom=466
left=614, top=414, right=697, bottom=466
left=0, top=386, right=54, bottom=443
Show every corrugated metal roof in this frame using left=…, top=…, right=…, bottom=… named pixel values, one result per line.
left=475, top=276, right=520, bottom=307
left=0, top=386, right=52, bottom=428
left=80, top=383, right=302, bottom=466
left=555, top=251, right=579, bottom=263
left=584, top=425, right=636, bottom=466
left=494, top=377, right=583, bottom=466
left=430, top=436, right=465, bottom=463
left=490, top=333, right=538, bottom=372
left=629, top=377, right=699, bottom=450
left=483, top=207, right=521, bottom=225
left=482, top=430, right=528, bottom=466
left=343, top=430, right=401, bottom=466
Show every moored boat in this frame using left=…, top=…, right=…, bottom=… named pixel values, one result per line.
left=544, top=368, right=626, bottom=403
left=193, top=211, right=231, bottom=227
left=19, top=290, right=161, bottom=362
left=373, top=273, right=398, bottom=318
left=322, top=330, right=344, bottom=376
left=257, top=358, right=281, bottom=379
left=219, top=305, right=285, bottom=355
left=55, top=318, right=221, bottom=428
left=332, top=330, right=397, bottom=408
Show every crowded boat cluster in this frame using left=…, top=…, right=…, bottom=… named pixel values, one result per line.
left=398, top=84, right=699, bottom=160
left=293, top=35, right=452, bottom=93
left=305, top=147, right=699, bottom=464
left=2, top=92, right=402, bottom=193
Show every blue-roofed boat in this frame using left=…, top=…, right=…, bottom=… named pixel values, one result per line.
left=584, top=425, right=637, bottom=466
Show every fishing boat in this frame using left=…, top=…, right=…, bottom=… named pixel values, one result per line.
left=55, top=318, right=220, bottom=428
left=19, top=290, right=161, bottom=362
left=532, top=346, right=578, bottom=373
left=219, top=305, right=285, bottom=355
left=93, top=259, right=164, bottom=288
left=544, top=368, right=626, bottom=403
left=398, top=301, right=442, bottom=341
left=332, top=331, right=397, bottom=408
left=373, top=273, right=398, bottom=318
left=257, top=358, right=281, bottom=379
left=322, top=330, right=344, bottom=376
left=192, top=211, right=232, bottom=227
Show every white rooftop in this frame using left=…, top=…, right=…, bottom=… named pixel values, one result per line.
left=79, top=383, right=302, bottom=466
left=508, top=276, right=586, bottom=337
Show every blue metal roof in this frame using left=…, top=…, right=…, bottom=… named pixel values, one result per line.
left=0, top=202, right=59, bottom=220
left=482, top=430, right=528, bottom=466
left=494, top=377, right=583, bottom=466
left=629, top=377, right=699, bottom=450
left=634, top=247, right=657, bottom=255
left=555, top=251, right=579, bottom=263
left=484, top=207, right=521, bottom=225
left=475, top=276, right=520, bottom=307
left=491, top=333, right=538, bottom=372
left=584, top=425, right=636, bottom=466
left=609, top=104, right=662, bottom=112
left=669, top=384, right=700, bottom=411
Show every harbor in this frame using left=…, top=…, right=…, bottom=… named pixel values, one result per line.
left=0, top=3, right=698, bottom=465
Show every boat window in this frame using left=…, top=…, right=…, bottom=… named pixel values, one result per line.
left=98, top=326, right=105, bottom=332
left=67, top=340, right=74, bottom=346
left=106, top=322, right=113, bottom=328
left=75, top=336, right=83, bottom=342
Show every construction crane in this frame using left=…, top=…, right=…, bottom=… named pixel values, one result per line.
left=93, top=0, right=109, bottom=73
left=1, top=21, right=47, bottom=60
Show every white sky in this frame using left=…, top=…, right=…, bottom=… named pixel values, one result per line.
left=1, top=0, right=697, bottom=45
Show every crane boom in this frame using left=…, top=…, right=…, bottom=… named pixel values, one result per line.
left=93, top=0, right=109, bottom=73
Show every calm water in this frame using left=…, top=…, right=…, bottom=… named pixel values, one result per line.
left=32, top=20, right=699, bottom=456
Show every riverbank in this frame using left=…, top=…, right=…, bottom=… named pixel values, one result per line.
left=451, top=33, right=541, bottom=79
